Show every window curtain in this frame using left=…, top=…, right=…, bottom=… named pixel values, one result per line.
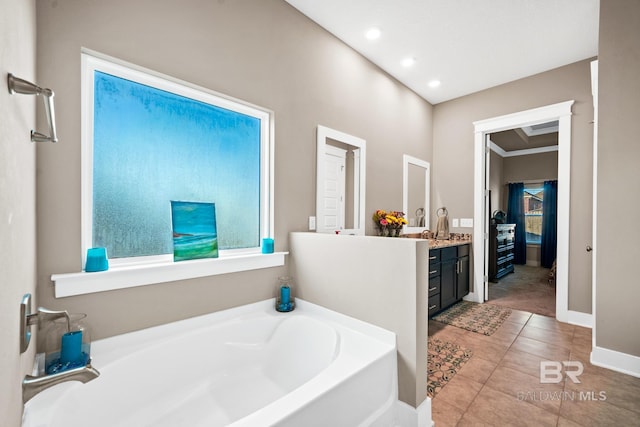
left=506, top=183, right=526, bottom=264
left=541, top=180, right=558, bottom=268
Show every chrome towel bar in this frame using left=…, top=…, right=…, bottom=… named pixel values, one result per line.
left=7, top=73, right=58, bottom=143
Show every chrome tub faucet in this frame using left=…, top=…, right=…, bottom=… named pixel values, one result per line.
left=19, top=294, right=100, bottom=403
left=22, top=362, right=100, bottom=403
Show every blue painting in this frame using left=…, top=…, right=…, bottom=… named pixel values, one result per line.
left=171, top=201, right=218, bottom=261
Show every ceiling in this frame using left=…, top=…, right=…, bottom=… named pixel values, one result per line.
left=490, top=124, right=558, bottom=153
left=284, top=0, right=600, bottom=105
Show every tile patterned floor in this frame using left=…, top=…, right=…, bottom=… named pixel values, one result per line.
left=429, top=312, right=640, bottom=427
left=488, top=265, right=556, bottom=317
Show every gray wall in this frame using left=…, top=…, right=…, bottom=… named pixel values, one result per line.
left=503, top=151, right=559, bottom=185
left=489, top=150, right=560, bottom=215
left=35, top=0, right=433, bottom=340
left=596, top=0, right=640, bottom=356
left=0, top=0, right=37, bottom=424
left=433, top=59, right=594, bottom=313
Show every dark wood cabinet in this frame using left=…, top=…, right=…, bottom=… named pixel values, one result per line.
left=489, top=224, right=515, bottom=281
left=457, top=246, right=470, bottom=297
left=428, top=250, right=442, bottom=316
left=440, top=247, right=458, bottom=309
left=428, top=243, right=470, bottom=317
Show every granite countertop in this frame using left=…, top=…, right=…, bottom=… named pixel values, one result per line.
left=399, top=233, right=472, bottom=248
left=427, top=238, right=472, bottom=248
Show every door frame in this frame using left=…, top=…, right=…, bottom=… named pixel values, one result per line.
left=590, top=60, right=598, bottom=347
left=316, top=125, right=366, bottom=235
left=470, top=100, right=574, bottom=323
left=323, top=144, right=347, bottom=230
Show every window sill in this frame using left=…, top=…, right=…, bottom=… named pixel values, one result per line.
left=51, top=252, right=288, bottom=298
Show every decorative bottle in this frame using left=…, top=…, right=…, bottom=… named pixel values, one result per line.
left=276, top=276, right=295, bottom=312
left=43, top=313, right=91, bottom=374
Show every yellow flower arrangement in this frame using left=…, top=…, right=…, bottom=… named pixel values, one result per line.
left=372, top=209, right=407, bottom=236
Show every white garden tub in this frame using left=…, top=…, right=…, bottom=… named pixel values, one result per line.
left=22, top=299, right=398, bottom=427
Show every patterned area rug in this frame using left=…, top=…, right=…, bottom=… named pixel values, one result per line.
left=427, top=337, right=473, bottom=398
left=433, top=301, right=512, bottom=336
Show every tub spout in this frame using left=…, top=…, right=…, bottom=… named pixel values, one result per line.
left=23, top=362, right=100, bottom=403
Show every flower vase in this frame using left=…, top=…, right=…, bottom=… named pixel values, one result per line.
left=380, top=228, right=389, bottom=237
left=389, top=228, right=398, bottom=237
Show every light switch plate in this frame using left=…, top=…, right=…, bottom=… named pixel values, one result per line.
left=309, top=216, right=316, bottom=230
left=460, top=218, right=473, bottom=228
left=452, top=218, right=459, bottom=228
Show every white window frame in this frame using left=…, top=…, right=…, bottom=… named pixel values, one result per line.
left=524, top=186, right=544, bottom=245
left=51, top=50, right=282, bottom=298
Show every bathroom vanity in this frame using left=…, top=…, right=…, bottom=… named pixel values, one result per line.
left=427, top=241, right=470, bottom=317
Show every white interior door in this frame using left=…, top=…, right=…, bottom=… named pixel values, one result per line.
left=322, top=146, right=347, bottom=230
left=484, top=135, right=491, bottom=301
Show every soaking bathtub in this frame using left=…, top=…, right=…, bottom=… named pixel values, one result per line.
left=22, top=299, right=399, bottom=427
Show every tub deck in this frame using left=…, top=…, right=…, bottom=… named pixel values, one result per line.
left=23, top=299, right=398, bottom=427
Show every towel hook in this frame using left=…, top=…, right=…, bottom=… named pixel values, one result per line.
left=7, top=73, right=58, bottom=143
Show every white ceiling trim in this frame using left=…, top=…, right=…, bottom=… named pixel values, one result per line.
left=490, top=140, right=559, bottom=158
left=522, top=122, right=560, bottom=137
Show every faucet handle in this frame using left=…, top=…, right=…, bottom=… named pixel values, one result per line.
left=30, top=307, right=70, bottom=326
left=26, top=307, right=71, bottom=334
left=20, top=293, right=71, bottom=354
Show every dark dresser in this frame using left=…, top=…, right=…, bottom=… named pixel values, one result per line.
left=489, top=223, right=515, bottom=281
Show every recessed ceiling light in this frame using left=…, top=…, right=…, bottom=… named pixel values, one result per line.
left=428, top=80, right=441, bottom=88
left=401, top=57, right=416, bottom=67
left=365, top=27, right=381, bottom=40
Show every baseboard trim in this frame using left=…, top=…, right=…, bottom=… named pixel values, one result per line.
left=591, top=346, right=640, bottom=378
left=463, top=292, right=482, bottom=304
left=567, top=310, right=592, bottom=328
left=395, top=398, right=433, bottom=427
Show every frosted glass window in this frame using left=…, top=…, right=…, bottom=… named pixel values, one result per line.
left=82, top=53, right=272, bottom=262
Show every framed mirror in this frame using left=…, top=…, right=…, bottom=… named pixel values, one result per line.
left=316, top=125, right=366, bottom=235
left=402, top=155, right=430, bottom=234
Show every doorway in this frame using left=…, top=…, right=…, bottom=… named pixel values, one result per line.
left=485, top=126, right=559, bottom=317
left=470, top=101, right=574, bottom=323
left=485, top=125, right=558, bottom=318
